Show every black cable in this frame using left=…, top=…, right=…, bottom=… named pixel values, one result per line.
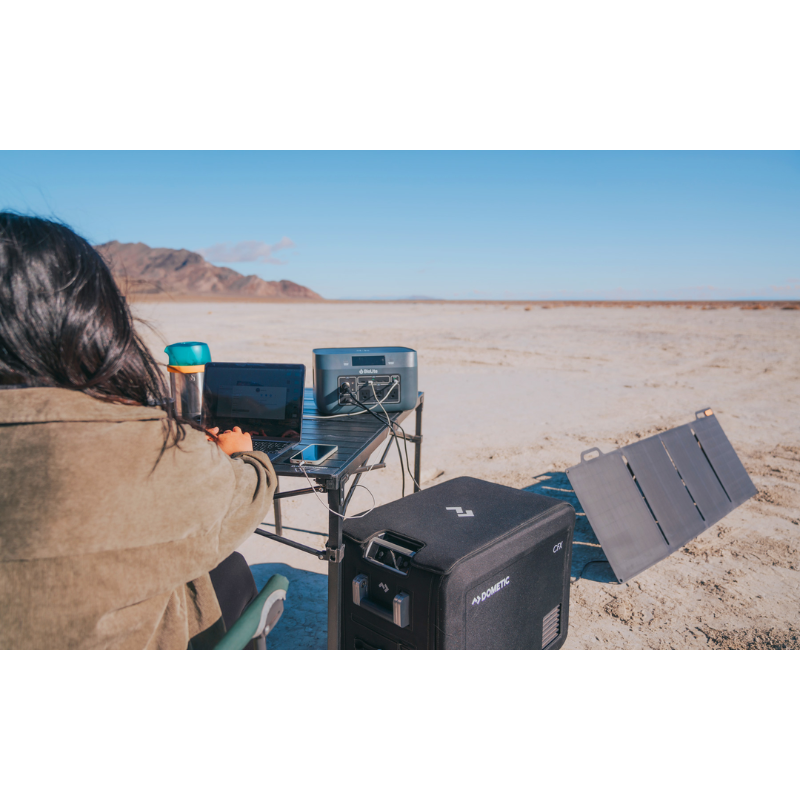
left=342, top=387, right=392, bottom=425
left=344, top=386, right=407, bottom=497
left=370, top=381, right=408, bottom=497
left=364, top=383, right=420, bottom=491
left=345, top=387, right=406, bottom=497
left=388, top=418, right=421, bottom=491
left=357, top=384, right=420, bottom=492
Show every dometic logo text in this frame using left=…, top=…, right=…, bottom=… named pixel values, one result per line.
left=471, top=577, right=510, bottom=606
left=358, top=368, right=379, bottom=375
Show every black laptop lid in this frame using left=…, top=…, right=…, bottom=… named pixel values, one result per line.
left=203, top=362, right=305, bottom=441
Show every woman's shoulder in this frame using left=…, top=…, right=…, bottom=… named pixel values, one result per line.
left=0, top=386, right=167, bottom=425
left=0, top=385, right=231, bottom=486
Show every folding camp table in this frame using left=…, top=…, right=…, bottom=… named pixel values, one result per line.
left=254, top=387, right=424, bottom=649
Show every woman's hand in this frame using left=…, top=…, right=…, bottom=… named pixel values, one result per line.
left=207, top=426, right=253, bottom=456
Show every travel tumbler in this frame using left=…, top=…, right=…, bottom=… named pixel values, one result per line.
left=164, top=341, right=211, bottom=425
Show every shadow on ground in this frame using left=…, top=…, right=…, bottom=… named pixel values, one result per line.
left=251, top=562, right=327, bottom=650
left=523, top=471, right=616, bottom=583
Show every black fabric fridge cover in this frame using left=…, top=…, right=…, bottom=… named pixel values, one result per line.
left=343, top=477, right=575, bottom=649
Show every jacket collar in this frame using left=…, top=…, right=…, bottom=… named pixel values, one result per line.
left=0, top=387, right=167, bottom=424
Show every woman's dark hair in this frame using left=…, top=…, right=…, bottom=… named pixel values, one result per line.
left=0, top=211, right=186, bottom=448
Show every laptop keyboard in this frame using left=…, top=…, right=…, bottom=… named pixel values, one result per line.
left=252, top=440, right=289, bottom=455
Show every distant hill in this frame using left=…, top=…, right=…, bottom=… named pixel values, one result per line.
left=97, top=241, right=322, bottom=300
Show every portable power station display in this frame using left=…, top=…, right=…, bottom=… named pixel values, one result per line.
left=312, top=347, right=418, bottom=415
left=341, top=477, right=576, bottom=649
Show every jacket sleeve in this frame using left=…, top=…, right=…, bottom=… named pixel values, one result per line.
left=213, top=448, right=278, bottom=555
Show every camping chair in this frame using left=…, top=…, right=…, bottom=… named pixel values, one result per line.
left=214, top=573, right=289, bottom=650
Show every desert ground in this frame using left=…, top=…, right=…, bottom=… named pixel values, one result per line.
left=134, top=301, right=800, bottom=649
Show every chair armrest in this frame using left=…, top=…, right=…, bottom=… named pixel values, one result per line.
left=214, top=574, right=289, bottom=650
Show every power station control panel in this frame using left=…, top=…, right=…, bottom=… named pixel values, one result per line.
left=338, top=375, right=401, bottom=405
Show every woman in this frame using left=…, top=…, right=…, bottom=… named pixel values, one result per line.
left=0, top=212, right=276, bottom=649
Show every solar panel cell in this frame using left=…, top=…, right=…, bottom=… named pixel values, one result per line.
left=691, top=415, right=757, bottom=507
left=566, top=451, right=670, bottom=581
left=659, top=426, right=732, bottom=527
left=622, top=438, right=705, bottom=547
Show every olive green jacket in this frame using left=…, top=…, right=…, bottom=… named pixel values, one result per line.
left=0, top=387, right=277, bottom=649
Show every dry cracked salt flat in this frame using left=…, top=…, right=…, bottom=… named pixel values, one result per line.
left=135, top=301, right=800, bottom=650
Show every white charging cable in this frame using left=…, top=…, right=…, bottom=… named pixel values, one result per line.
left=294, top=461, right=376, bottom=520
left=288, top=378, right=401, bottom=520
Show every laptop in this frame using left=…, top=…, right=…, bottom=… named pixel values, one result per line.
left=203, top=362, right=306, bottom=460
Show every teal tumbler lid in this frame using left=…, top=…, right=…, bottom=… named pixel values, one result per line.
left=164, top=341, right=212, bottom=366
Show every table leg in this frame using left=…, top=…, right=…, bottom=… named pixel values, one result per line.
left=273, top=476, right=283, bottom=536
left=326, top=479, right=344, bottom=650
left=413, top=397, right=424, bottom=493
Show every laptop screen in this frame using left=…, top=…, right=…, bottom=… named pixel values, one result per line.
left=203, top=362, right=305, bottom=441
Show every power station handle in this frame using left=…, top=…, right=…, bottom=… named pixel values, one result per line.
left=352, top=575, right=410, bottom=628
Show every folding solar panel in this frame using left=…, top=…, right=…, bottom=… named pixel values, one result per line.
left=566, top=409, right=756, bottom=583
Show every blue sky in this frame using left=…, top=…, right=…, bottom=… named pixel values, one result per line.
left=0, top=151, right=797, bottom=300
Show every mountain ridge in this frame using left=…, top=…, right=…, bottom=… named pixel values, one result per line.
left=97, top=240, right=322, bottom=300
